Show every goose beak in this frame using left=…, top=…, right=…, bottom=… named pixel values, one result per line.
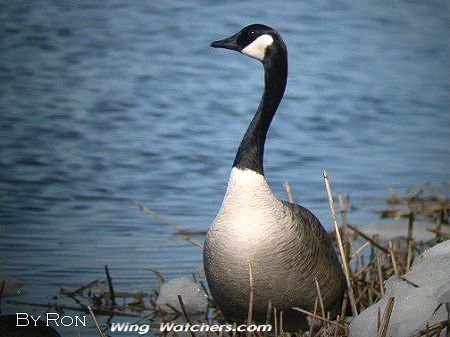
left=211, top=33, right=241, bottom=51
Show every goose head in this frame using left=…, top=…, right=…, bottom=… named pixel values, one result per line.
left=211, top=24, right=286, bottom=63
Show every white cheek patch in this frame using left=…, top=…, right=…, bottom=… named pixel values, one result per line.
left=241, top=34, right=274, bottom=61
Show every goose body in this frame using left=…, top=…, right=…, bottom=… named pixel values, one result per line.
left=203, top=24, right=346, bottom=331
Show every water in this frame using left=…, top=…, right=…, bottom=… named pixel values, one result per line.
left=0, top=0, right=448, bottom=335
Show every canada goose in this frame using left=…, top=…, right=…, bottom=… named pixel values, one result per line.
left=203, top=24, right=346, bottom=331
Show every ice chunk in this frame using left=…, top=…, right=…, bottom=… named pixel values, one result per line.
left=349, top=240, right=450, bottom=337
left=156, top=276, right=207, bottom=314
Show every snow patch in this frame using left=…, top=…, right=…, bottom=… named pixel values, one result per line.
left=156, top=277, right=207, bottom=314
left=349, top=240, right=450, bottom=337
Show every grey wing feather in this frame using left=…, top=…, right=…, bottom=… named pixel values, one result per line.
left=282, top=201, right=334, bottom=243
left=281, top=200, right=342, bottom=267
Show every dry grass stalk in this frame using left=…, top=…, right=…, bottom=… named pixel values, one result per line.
left=177, top=295, right=197, bottom=337
left=388, top=241, right=399, bottom=276
left=88, top=305, right=107, bottom=337
left=337, top=193, right=349, bottom=237
left=351, top=241, right=371, bottom=259
left=406, top=214, right=415, bottom=270
left=406, top=237, right=415, bottom=271
left=231, top=323, right=237, bottom=337
left=273, top=307, right=278, bottom=337
left=333, top=315, right=340, bottom=337
left=426, top=227, right=450, bottom=239
left=376, top=254, right=385, bottom=297
left=376, top=297, right=395, bottom=337
left=279, top=311, right=284, bottom=336
left=409, top=318, right=450, bottom=337
left=104, top=265, right=116, bottom=306
left=314, top=277, right=326, bottom=320
left=339, top=292, right=348, bottom=320
left=347, top=224, right=389, bottom=254
left=283, top=181, right=295, bottom=203
left=323, top=169, right=358, bottom=316
left=132, top=201, right=204, bottom=248
left=308, top=297, right=319, bottom=336
left=292, top=307, right=347, bottom=330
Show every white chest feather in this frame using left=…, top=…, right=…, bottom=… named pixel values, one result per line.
left=209, top=168, right=285, bottom=244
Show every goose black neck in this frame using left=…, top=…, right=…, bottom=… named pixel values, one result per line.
left=232, top=45, right=288, bottom=175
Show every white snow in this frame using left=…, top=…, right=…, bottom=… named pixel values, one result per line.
left=156, top=276, right=207, bottom=314
left=349, top=240, right=450, bottom=337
